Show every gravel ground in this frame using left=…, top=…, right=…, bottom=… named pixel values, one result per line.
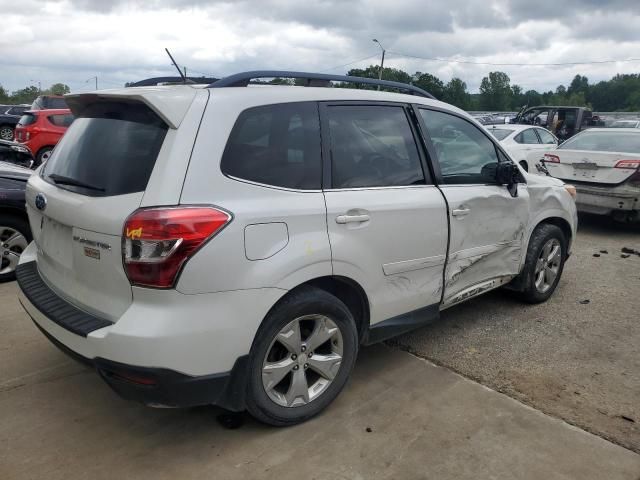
left=391, top=213, right=640, bottom=453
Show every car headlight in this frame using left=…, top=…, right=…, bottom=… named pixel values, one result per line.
left=564, top=184, right=577, bottom=199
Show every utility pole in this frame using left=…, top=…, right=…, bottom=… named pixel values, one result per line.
left=86, top=76, right=98, bottom=90
left=373, top=39, right=386, bottom=90
left=183, top=66, right=187, bottom=79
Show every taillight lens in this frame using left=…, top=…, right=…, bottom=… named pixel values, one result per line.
left=122, top=206, right=232, bottom=288
left=614, top=160, right=640, bottom=169
left=543, top=154, right=560, bottom=163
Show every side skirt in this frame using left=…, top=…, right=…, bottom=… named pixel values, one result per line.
left=364, top=304, right=439, bottom=345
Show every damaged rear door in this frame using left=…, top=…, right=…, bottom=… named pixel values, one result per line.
left=416, top=107, right=530, bottom=307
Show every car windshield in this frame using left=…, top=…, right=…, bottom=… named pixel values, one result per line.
left=488, top=129, right=513, bottom=140
left=559, top=130, right=640, bottom=153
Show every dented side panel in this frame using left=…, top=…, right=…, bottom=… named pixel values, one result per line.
left=441, top=184, right=530, bottom=306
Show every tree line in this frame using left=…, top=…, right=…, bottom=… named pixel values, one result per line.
left=0, top=83, right=70, bottom=105
left=3, top=69, right=640, bottom=112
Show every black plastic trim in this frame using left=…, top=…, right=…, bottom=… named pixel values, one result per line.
left=209, top=70, right=436, bottom=99
left=365, top=304, right=440, bottom=345
left=16, top=262, right=113, bottom=337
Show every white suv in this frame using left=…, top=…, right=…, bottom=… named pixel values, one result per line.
left=16, top=72, right=577, bottom=426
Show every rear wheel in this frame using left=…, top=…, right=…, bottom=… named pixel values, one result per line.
left=516, top=224, right=566, bottom=303
left=35, top=147, right=53, bottom=167
left=0, top=217, right=31, bottom=282
left=0, top=125, right=14, bottom=141
left=246, top=286, right=358, bottom=426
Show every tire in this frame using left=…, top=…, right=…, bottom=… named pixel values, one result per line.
left=0, top=216, right=31, bottom=282
left=245, top=286, right=358, bottom=426
left=0, top=125, right=14, bottom=141
left=35, top=147, right=53, bottom=167
left=516, top=223, right=566, bottom=303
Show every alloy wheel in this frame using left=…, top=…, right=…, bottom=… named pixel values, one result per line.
left=0, top=126, right=14, bottom=141
left=0, top=227, right=28, bottom=275
left=262, top=314, right=344, bottom=408
left=534, top=238, right=561, bottom=293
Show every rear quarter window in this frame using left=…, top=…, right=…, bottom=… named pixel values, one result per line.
left=42, top=102, right=168, bottom=197
left=221, top=102, right=322, bottom=190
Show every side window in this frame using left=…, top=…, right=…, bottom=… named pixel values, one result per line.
left=419, top=109, right=499, bottom=185
left=515, top=129, right=540, bottom=144
left=536, top=129, right=557, bottom=144
left=221, top=102, right=321, bottom=190
left=326, top=105, right=425, bottom=188
left=48, top=114, right=74, bottom=127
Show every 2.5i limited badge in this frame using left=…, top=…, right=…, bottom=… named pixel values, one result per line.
left=73, top=236, right=111, bottom=260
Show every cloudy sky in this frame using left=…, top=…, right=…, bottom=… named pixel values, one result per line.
left=1, top=0, right=640, bottom=95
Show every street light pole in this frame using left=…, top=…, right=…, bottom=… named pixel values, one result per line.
left=86, top=76, right=98, bottom=90
left=372, top=39, right=386, bottom=90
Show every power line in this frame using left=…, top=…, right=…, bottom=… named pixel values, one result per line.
left=386, top=50, right=640, bottom=67
left=321, top=53, right=381, bottom=72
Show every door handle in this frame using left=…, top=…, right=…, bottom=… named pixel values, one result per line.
left=336, top=214, right=370, bottom=224
left=451, top=207, right=471, bottom=217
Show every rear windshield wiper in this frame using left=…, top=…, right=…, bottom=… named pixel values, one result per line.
left=48, top=174, right=105, bottom=192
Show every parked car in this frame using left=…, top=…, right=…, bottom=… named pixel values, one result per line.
left=0, top=161, right=32, bottom=281
left=538, top=128, right=640, bottom=222
left=512, top=106, right=597, bottom=142
left=486, top=124, right=558, bottom=172
left=610, top=120, right=640, bottom=129
left=14, top=109, right=74, bottom=165
left=16, top=71, right=577, bottom=426
left=30, top=95, right=68, bottom=110
left=0, top=105, right=30, bottom=141
left=0, top=140, right=35, bottom=168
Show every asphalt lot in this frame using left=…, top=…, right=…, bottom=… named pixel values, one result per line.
left=1, top=213, right=640, bottom=479
left=394, top=213, right=640, bottom=453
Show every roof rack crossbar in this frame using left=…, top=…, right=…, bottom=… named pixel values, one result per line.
left=207, top=70, right=435, bottom=99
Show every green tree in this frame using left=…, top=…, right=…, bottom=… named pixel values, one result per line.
left=9, top=86, right=40, bottom=105
left=46, top=83, right=71, bottom=95
left=443, top=77, right=471, bottom=109
left=412, top=72, right=445, bottom=99
left=510, top=84, right=524, bottom=109
left=346, top=65, right=412, bottom=90
left=479, top=71, right=512, bottom=110
left=568, top=75, right=589, bottom=96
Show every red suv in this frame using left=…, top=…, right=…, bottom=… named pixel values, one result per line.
left=15, top=109, right=74, bottom=165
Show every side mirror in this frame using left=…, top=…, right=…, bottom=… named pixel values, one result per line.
left=496, top=162, right=521, bottom=197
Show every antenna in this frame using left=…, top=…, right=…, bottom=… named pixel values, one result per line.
left=165, top=48, right=187, bottom=83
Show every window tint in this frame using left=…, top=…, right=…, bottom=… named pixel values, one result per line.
left=221, top=102, right=321, bottom=190
left=488, top=129, right=514, bottom=141
left=327, top=105, right=424, bottom=188
left=515, top=128, right=540, bottom=144
left=420, top=109, right=500, bottom=185
left=18, top=113, right=36, bottom=126
left=559, top=130, right=640, bottom=153
left=47, top=114, right=74, bottom=127
left=43, top=102, right=167, bottom=197
left=536, top=128, right=557, bottom=144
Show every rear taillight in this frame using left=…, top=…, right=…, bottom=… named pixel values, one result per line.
left=614, top=160, right=640, bottom=169
left=543, top=154, right=560, bottom=163
left=122, top=206, right=232, bottom=288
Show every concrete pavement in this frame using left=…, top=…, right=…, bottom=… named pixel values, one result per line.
left=1, top=279, right=639, bottom=479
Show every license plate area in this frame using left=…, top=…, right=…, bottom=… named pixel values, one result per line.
left=38, top=216, right=73, bottom=268
left=573, top=162, right=598, bottom=170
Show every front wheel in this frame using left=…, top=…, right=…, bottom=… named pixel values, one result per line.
left=516, top=224, right=567, bottom=303
left=246, top=286, right=358, bottom=426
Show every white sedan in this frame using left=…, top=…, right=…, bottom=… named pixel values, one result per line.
left=486, top=124, right=558, bottom=173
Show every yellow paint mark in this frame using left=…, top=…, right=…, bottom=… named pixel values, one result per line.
left=305, top=241, right=314, bottom=255
left=126, top=227, right=143, bottom=240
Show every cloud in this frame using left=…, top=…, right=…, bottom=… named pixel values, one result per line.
left=1, top=0, right=640, bottom=96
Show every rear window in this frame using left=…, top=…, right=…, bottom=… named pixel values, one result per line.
left=489, top=129, right=513, bottom=141
left=42, top=102, right=168, bottom=196
left=47, top=113, right=74, bottom=127
left=18, top=113, right=36, bottom=126
left=221, top=102, right=321, bottom=190
left=559, top=131, right=640, bottom=153
left=32, top=96, right=68, bottom=110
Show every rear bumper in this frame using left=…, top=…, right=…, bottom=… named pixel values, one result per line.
left=574, top=183, right=639, bottom=216
left=30, top=318, right=248, bottom=409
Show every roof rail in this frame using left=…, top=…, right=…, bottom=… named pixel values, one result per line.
left=207, top=70, right=435, bottom=99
